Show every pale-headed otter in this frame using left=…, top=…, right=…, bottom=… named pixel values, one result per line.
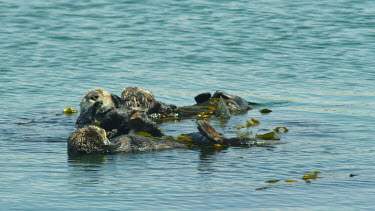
left=76, top=87, right=166, bottom=138
left=76, top=89, right=124, bottom=128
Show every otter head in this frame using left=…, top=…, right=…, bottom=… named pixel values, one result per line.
left=76, top=89, right=124, bottom=128
left=67, top=125, right=113, bottom=154
left=121, top=86, right=156, bottom=109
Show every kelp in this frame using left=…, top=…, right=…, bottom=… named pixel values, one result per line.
left=260, top=108, right=272, bottom=114
left=177, top=135, right=194, bottom=144
left=174, top=106, right=215, bottom=120
left=251, top=118, right=260, bottom=125
left=93, top=121, right=101, bottom=127
left=63, top=107, right=78, bottom=114
left=266, top=179, right=280, bottom=183
left=164, top=136, right=175, bottom=142
left=17, top=118, right=35, bottom=125
left=234, top=131, right=254, bottom=139
left=301, top=171, right=320, bottom=180
left=256, top=131, right=280, bottom=140
left=136, top=131, right=153, bottom=137
left=197, top=113, right=213, bottom=119
left=255, top=187, right=270, bottom=191
left=236, top=125, right=244, bottom=130
left=255, top=171, right=322, bottom=190
left=274, top=127, right=289, bottom=133
left=235, top=119, right=287, bottom=140
left=246, top=120, right=253, bottom=128
left=244, top=118, right=260, bottom=128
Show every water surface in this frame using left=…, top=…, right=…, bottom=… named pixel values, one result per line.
left=1, top=0, right=375, bottom=210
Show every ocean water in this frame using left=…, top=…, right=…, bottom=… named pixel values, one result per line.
left=1, top=0, right=375, bottom=210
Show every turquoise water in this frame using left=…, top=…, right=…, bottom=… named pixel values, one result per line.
left=1, top=0, right=375, bottom=210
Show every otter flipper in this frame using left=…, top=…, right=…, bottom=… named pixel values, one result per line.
left=215, top=96, right=231, bottom=119
left=197, top=120, right=227, bottom=145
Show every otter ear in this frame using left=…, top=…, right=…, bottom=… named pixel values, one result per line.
left=111, top=94, right=124, bottom=108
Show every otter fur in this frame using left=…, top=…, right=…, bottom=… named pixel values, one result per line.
left=76, top=89, right=124, bottom=128
left=68, top=87, right=267, bottom=154
left=67, top=125, right=184, bottom=154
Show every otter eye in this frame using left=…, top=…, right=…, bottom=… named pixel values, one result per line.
left=90, top=94, right=99, bottom=101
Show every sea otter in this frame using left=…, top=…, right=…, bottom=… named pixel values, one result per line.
left=75, top=87, right=166, bottom=137
left=67, top=120, right=280, bottom=154
left=69, top=87, right=269, bottom=154
left=67, top=125, right=185, bottom=154
left=76, top=87, right=254, bottom=129
left=76, top=89, right=124, bottom=128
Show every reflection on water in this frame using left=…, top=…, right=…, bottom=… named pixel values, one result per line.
left=68, top=153, right=109, bottom=166
left=67, top=153, right=109, bottom=185
left=197, top=147, right=226, bottom=174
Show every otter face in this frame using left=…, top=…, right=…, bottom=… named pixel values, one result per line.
left=76, top=89, right=124, bottom=128
left=80, top=89, right=115, bottom=116
left=121, top=86, right=156, bottom=109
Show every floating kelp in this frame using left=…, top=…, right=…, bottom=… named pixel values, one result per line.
left=235, top=131, right=254, bottom=139
left=177, top=107, right=213, bottom=115
left=17, top=118, right=35, bottom=125
left=251, top=118, right=260, bottom=124
left=163, top=117, right=179, bottom=121
left=266, top=179, right=280, bottom=183
left=93, top=121, right=101, bottom=127
left=245, top=118, right=260, bottom=127
left=302, top=173, right=318, bottom=180
left=255, top=131, right=280, bottom=140
left=212, top=144, right=225, bottom=148
left=275, top=127, right=289, bottom=133
left=259, top=171, right=322, bottom=189
left=63, top=107, right=78, bottom=114
left=260, top=108, right=272, bottom=114
left=197, top=113, right=213, bottom=119
left=177, top=135, right=194, bottom=143
left=255, top=187, right=270, bottom=191
left=234, top=119, right=286, bottom=140
left=299, top=171, right=322, bottom=183
left=246, top=120, right=253, bottom=128
left=136, top=131, right=153, bottom=137
left=236, top=125, right=245, bottom=130
left=301, top=171, right=321, bottom=180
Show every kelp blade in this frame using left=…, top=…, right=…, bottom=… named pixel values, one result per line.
left=256, top=131, right=280, bottom=140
